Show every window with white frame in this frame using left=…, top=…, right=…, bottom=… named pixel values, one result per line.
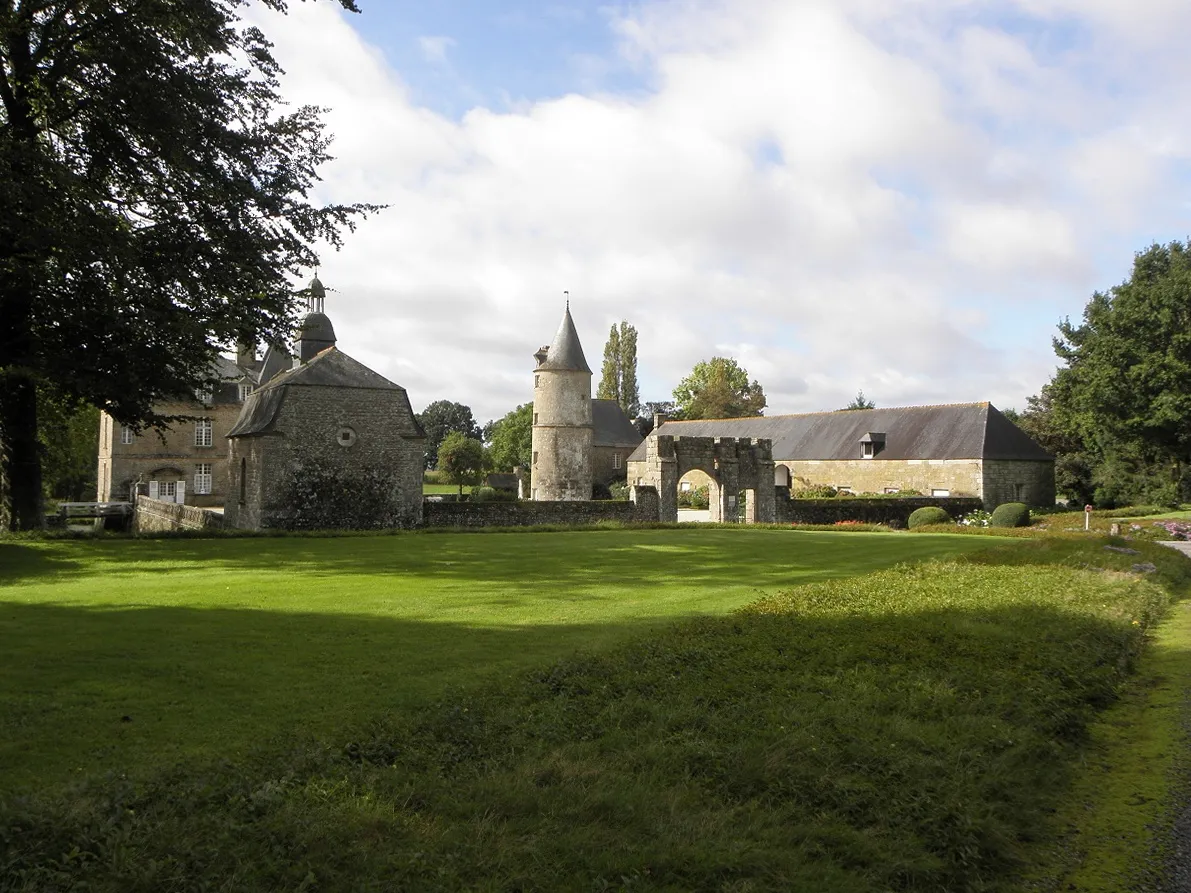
left=194, top=418, right=213, bottom=447
left=120, top=425, right=134, bottom=445
left=931, top=488, right=951, bottom=497
left=238, top=383, right=252, bottom=401
left=612, top=453, right=621, bottom=470
left=195, top=386, right=214, bottom=405
left=194, top=463, right=213, bottom=494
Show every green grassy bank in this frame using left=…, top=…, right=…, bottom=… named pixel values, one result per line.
left=0, top=528, right=986, bottom=792
left=3, top=532, right=1189, bottom=890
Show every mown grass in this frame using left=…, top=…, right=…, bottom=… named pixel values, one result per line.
left=3, top=534, right=1188, bottom=891
left=0, top=529, right=987, bottom=793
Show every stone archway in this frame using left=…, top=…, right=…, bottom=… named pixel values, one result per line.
left=775, top=464, right=791, bottom=488
left=628, top=434, right=775, bottom=523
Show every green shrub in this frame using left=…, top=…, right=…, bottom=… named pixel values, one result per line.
left=793, top=484, right=838, bottom=498
left=989, top=502, right=1031, bottom=528
left=908, top=506, right=951, bottom=528
left=609, top=481, right=630, bottom=501
left=678, top=485, right=709, bottom=510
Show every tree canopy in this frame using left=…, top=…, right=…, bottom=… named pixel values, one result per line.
left=672, top=357, right=766, bottom=420
left=417, top=400, right=482, bottom=470
left=437, top=431, right=486, bottom=497
left=1036, top=240, right=1191, bottom=506
left=596, top=321, right=639, bottom=418
left=485, top=403, right=533, bottom=472
left=841, top=390, right=875, bottom=411
left=0, top=0, right=375, bottom=529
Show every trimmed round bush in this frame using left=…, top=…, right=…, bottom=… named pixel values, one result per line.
left=989, top=502, right=1031, bottom=528
left=908, top=506, right=951, bottom=528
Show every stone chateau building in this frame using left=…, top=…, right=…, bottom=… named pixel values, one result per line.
left=627, top=403, right=1055, bottom=508
left=97, top=348, right=263, bottom=507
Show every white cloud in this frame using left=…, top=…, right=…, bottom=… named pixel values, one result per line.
left=417, top=35, right=456, bottom=65
left=243, top=0, right=1191, bottom=422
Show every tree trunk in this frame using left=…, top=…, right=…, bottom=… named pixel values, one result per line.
left=0, top=370, right=43, bottom=530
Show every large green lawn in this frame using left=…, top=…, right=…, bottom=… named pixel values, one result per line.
left=0, top=528, right=991, bottom=793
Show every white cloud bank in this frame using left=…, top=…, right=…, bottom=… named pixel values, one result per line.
left=247, top=0, right=1191, bottom=422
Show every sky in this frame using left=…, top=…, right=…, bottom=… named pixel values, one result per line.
left=245, top=0, right=1191, bottom=424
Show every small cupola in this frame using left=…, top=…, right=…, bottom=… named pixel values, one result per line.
left=297, top=274, right=336, bottom=363
left=859, top=432, right=886, bottom=459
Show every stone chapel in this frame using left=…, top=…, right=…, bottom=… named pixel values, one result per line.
left=223, top=278, right=426, bottom=530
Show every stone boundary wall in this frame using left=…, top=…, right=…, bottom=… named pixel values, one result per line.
left=423, top=499, right=649, bottom=529
left=775, top=492, right=983, bottom=527
left=135, top=495, right=226, bottom=532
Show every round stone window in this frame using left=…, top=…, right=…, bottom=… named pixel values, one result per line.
left=336, top=426, right=357, bottom=448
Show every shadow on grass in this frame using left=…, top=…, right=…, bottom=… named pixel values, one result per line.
left=0, top=600, right=687, bottom=793
left=0, top=571, right=1172, bottom=893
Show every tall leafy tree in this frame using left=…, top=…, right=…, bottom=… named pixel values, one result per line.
left=596, top=320, right=639, bottom=417
left=0, top=0, right=376, bottom=529
left=1047, top=241, right=1191, bottom=505
left=486, top=403, right=533, bottom=472
left=672, top=357, right=766, bottom=420
left=416, top=400, right=482, bottom=470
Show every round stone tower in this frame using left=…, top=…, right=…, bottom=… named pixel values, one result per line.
left=531, top=303, right=593, bottom=501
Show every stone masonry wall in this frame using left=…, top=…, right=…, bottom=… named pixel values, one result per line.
left=774, top=492, right=984, bottom=526
left=100, top=398, right=242, bottom=506
left=424, top=498, right=654, bottom=528
left=981, top=459, right=1055, bottom=509
left=780, top=458, right=984, bottom=498
left=228, top=384, right=423, bottom=531
left=134, top=494, right=226, bottom=532
left=270, top=386, right=422, bottom=530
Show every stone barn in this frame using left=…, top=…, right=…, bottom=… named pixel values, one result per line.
left=628, top=403, right=1054, bottom=509
left=223, top=284, right=425, bottom=530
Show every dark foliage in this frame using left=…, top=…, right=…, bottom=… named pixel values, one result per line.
left=0, top=0, right=376, bottom=529
left=416, top=400, right=482, bottom=469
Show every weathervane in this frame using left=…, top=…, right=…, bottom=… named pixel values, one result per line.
left=564, top=289, right=569, bottom=310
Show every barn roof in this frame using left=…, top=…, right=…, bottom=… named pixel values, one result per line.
left=625, top=403, right=1051, bottom=463
left=592, top=399, right=644, bottom=448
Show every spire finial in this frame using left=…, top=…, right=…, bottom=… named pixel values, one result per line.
left=564, top=289, right=569, bottom=311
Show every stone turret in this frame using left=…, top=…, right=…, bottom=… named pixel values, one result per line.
left=530, top=303, right=593, bottom=501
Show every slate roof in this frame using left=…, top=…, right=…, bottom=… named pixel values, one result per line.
left=592, top=399, right=644, bottom=448
left=626, top=403, right=1051, bottom=463
left=227, top=346, right=425, bottom=438
left=536, top=307, right=591, bottom=373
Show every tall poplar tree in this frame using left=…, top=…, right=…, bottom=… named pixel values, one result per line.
left=0, top=0, right=376, bottom=529
left=596, top=320, right=639, bottom=417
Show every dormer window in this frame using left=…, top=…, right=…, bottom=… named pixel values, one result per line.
left=859, top=432, right=886, bottom=459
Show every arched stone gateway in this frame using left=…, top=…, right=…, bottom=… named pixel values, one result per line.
left=628, top=434, right=776, bottom=523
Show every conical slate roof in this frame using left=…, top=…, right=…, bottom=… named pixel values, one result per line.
left=537, top=306, right=591, bottom=373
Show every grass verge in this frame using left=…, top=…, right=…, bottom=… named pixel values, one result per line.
left=3, top=536, right=1187, bottom=891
